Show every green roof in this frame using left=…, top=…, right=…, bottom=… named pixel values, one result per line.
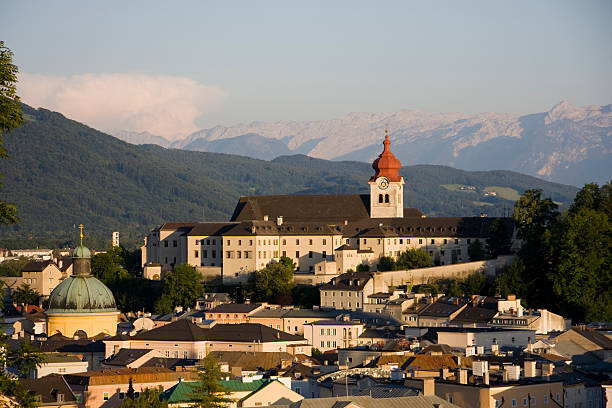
left=47, top=275, right=117, bottom=313
left=160, top=379, right=270, bottom=403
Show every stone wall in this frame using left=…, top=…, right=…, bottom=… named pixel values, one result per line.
left=373, top=255, right=515, bottom=288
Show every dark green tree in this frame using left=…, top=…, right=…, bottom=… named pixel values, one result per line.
left=254, top=256, right=295, bottom=303
left=126, top=378, right=135, bottom=400
left=0, top=257, right=29, bottom=277
left=396, top=249, right=434, bottom=269
left=468, top=239, right=486, bottom=261
left=513, top=189, right=559, bottom=240
left=121, top=386, right=168, bottom=408
left=377, top=256, right=397, bottom=271
left=460, top=273, right=490, bottom=296
left=8, top=339, right=45, bottom=377
left=416, top=283, right=439, bottom=296
left=12, top=283, right=41, bottom=306
left=549, top=208, right=611, bottom=322
left=487, top=219, right=513, bottom=258
left=0, top=41, right=24, bottom=225
left=92, top=247, right=130, bottom=285
left=188, top=355, right=234, bottom=408
left=154, top=263, right=204, bottom=314
left=494, top=259, right=529, bottom=302
left=356, top=263, right=370, bottom=272
left=448, top=280, right=462, bottom=297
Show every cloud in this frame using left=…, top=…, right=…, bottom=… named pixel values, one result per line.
left=18, top=73, right=228, bottom=139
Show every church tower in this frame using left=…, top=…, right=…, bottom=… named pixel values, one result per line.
left=369, top=131, right=404, bottom=218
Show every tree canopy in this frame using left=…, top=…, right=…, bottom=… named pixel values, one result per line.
left=188, top=355, right=234, bottom=408
left=121, top=386, right=168, bottom=408
left=377, top=249, right=434, bottom=271
left=154, top=263, right=204, bottom=314
left=12, top=283, right=40, bottom=306
left=254, top=256, right=295, bottom=304
left=0, top=41, right=23, bottom=225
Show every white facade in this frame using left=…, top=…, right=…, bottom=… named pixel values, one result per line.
left=304, top=320, right=364, bottom=352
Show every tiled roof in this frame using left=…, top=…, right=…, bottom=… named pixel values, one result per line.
left=208, top=303, right=262, bottom=314
left=419, top=300, right=466, bottom=318
left=250, top=308, right=291, bottom=318
left=210, top=351, right=294, bottom=371
left=20, top=374, right=77, bottom=404
left=320, top=272, right=373, bottom=291
left=64, top=367, right=192, bottom=386
left=110, top=320, right=305, bottom=343
left=403, top=354, right=458, bottom=371
left=104, top=348, right=152, bottom=366
left=161, top=379, right=272, bottom=403
left=291, top=395, right=459, bottom=408
left=452, top=306, right=498, bottom=324
left=21, top=260, right=54, bottom=272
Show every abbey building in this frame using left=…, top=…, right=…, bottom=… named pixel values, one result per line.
left=141, top=133, right=514, bottom=284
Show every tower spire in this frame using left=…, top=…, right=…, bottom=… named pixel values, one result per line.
left=79, top=224, right=84, bottom=246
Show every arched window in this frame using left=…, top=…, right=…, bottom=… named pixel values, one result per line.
left=378, top=194, right=383, bottom=203
left=384, top=194, right=390, bottom=203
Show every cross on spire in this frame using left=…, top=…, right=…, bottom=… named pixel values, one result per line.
left=79, top=224, right=84, bottom=246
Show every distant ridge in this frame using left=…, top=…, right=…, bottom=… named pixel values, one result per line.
left=0, top=104, right=578, bottom=245
left=112, top=101, right=611, bottom=186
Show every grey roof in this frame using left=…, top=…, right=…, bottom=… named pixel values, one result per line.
left=283, top=309, right=337, bottom=319
left=320, top=272, right=373, bottom=291
left=104, top=348, right=152, bottom=367
left=208, top=303, right=262, bottom=314
left=20, top=374, right=78, bottom=404
left=250, top=308, right=291, bottom=318
left=307, top=320, right=363, bottom=326
left=21, top=260, right=55, bottom=272
left=354, top=385, right=420, bottom=398
left=290, top=395, right=459, bottom=408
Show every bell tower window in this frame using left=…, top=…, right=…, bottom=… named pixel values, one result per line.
left=384, top=194, right=389, bottom=203
left=378, top=194, right=383, bottom=203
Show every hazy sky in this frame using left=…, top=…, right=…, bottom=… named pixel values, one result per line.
left=2, top=0, right=611, bottom=139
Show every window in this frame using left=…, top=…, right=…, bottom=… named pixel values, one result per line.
left=296, top=239, right=300, bottom=245
left=323, top=239, right=327, bottom=245
left=379, top=194, right=383, bottom=203
left=194, top=250, right=199, bottom=258
left=419, top=239, right=423, bottom=244
left=512, top=399, right=516, bottom=407
left=282, top=250, right=286, bottom=257
left=203, top=250, right=208, bottom=259
left=296, top=251, right=300, bottom=258
left=282, top=239, right=286, bottom=245
left=346, top=239, right=350, bottom=244
left=227, top=240, right=230, bottom=245
left=455, top=239, right=459, bottom=244
left=103, top=393, right=109, bottom=401
left=431, top=239, right=435, bottom=244
left=399, top=239, right=403, bottom=244
left=212, top=250, right=216, bottom=258
left=206, top=239, right=210, bottom=245
left=321, top=328, right=324, bottom=335
left=531, top=397, right=536, bottom=405
left=309, top=239, right=313, bottom=245
left=309, top=251, right=313, bottom=258
left=238, top=239, right=242, bottom=245
left=322, top=251, right=327, bottom=258
left=183, top=351, right=188, bottom=359
left=321, top=341, right=324, bottom=347
left=237, top=251, right=241, bottom=259
left=523, top=397, right=527, bottom=406
left=164, top=240, right=168, bottom=247
left=245, top=251, right=250, bottom=259
left=274, top=239, right=278, bottom=245
left=226, top=251, right=233, bottom=258
left=556, top=393, right=560, bottom=401
left=543, top=395, right=548, bottom=404
left=119, top=392, right=125, bottom=400
left=274, top=250, right=278, bottom=258
left=212, top=239, right=216, bottom=245
left=263, top=251, right=267, bottom=258
left=384, top=194, right=389, bottom=203
left=58, top=367, right=66, bottom=373
left=249, top=240, right=253, bottom=245
left=173, top=240, right=177, bottom=247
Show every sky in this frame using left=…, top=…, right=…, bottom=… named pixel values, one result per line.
left=2, top=0, right=612, bottom=140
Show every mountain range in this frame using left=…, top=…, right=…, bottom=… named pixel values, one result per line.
left=112, top=101, right=611, bottom=186
left=0, top=104, right=579, bottom=248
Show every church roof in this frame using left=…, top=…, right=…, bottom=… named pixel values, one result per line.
left=370, top=133, right=402, bottom=182
left=47, top=275, right=118, bottom=314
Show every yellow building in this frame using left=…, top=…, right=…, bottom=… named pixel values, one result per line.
left=46, top=230, right=119, bottom=338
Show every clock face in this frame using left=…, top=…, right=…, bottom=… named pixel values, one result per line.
left=377, top=177, right=390, bottom=190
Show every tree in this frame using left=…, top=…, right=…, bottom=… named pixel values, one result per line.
left=513, top=189, right=558, bottom=240
left=377, top=256, right=396, bottom=271
left=92, top=247, right=130, bottom=285
left=254, top=256, right=295, bottom=303
left=12, top=283, right=40, bottom=306
left=126, top=378, right=135, bottom=400
left=494, top=259, right=529, bottom=302
left=121, top=386, right=168, bottom=408
left=396, top=249, right=434, bottom=270
left=549, top=208, right=611, bottom=322
left=0, top=257, right=29, bottom=277
left=460, top=273, right=490, bottom=296
left=356, top=263, right=370, bottom=272
left=8, top=339, right=45, bottom=377
left=188, top=355, right=234, bottom=408
left=448, top=281, right=462, bottom=297
left=468, top=239, right=486, bottom=261
left=154, top=263, right=204, bottom=314
left=487, top=218, right=513, bottom=258
left=0, top=41, right=24, bottom=225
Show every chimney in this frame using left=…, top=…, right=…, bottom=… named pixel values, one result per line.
left=524, top=360, right=537, bottom=378
left=277, top=216, right=283, bottom=226
left=458, top=369, right=467, bottom=384
left=263, top=215, right=269, bottom=221
left=541, top=362, right=554, bottom=377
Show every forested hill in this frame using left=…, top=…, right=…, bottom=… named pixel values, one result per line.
left=0, top=105, right=578, bottom=249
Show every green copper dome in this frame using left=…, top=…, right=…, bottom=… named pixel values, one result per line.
left=47, top=275, right=118, bottom=314
left=72, top=245, right=91, bottom=259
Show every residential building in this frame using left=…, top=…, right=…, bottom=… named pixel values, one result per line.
left=304, top=318, right=364, bottom=352
left=20, top=374, right=78, bottom=407
left=319, top=272, right=376, bottom=311
left=160, top=377, right=303, bottom=408
left=431, top=328, right=537, bottom=351
left=0, top=259, right=67, bottom=299
left=282, top=308, right=337, bottom=336
left=103, top=319, right=308, bottom=359
left=205, top=302, right=266, bottom=324
left=30, top=352, right=89, bottom=379
left=64, top=367, right=195, bottom=408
